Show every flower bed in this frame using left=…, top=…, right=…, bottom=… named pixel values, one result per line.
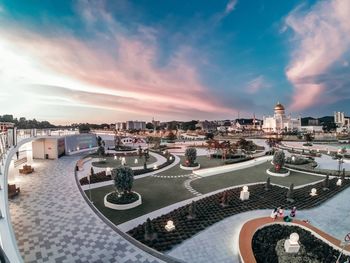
left=106, top=192, right=139, bottom=204
left=266, top=168, right=290, bottom=177
left=104, top=192, right=142, bottom=210
left=127, top=179, right=350, bottom=252
left=253, top=225, right=347, bottom=263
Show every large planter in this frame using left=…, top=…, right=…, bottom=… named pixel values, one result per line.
left=266, top=168, right=290, bottom=177
left=180, top=164, right=201, bottom=170
left=104, top=192, right=142, bottom=210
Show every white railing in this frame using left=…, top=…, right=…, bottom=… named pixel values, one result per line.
left=0, top=131, right=22, bottom=262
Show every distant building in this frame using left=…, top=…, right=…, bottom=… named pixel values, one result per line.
left=300, top=126, right=323, bottom=133
left=263, top=102, right=301, bottom=133
left=0, top=122, right=14, bottom=132
left=196, top=120, right=217, bottom=132
left=308, top=119, right=320, bottom=126
left=152, top=119, right=160, bottom=129
left=234, top=118, right=262, bottom=131
left=126, top=121, right=146, bottom=130
left=334, top=112, right=350, bottom=132
left=116, top=122, right=126, bottom=131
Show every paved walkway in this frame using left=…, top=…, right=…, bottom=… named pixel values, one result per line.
left=9, top=156, right=164, bottom=263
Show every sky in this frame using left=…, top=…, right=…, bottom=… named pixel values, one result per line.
left=0, top=0, right=350, bottom=124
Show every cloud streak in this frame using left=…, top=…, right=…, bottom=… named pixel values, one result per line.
left=285, top=0, right=350, bottom=111
left=225, top=0, right=238, bottom=15
left=0, top=2, right=235, bottom=122
left=246, top=75, right=270, bottom=94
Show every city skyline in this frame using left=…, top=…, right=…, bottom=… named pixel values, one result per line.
left=1, top=0, right=350, bottom=124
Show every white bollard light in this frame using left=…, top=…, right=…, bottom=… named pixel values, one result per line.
left=165, top=220, right=175, bottom=232
left=310, top=188, right=317, bottom=196
left=336, top=179, right=342, bottom=186
left=240, top=186, right=250, bottom=201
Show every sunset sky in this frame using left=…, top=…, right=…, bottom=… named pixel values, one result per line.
left=0, top=0, right=350, bottom=124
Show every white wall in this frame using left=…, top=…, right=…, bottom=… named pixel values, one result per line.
left=32, top=139, right=45, bottom=159
left=44, top=138, right=58, bottom=159
left=32, top=138, right=58, bottom=159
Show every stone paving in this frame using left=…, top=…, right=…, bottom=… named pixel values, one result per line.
left=167, top=185, right=350, bottom=263
left=8, top=156, right=164, bottom=263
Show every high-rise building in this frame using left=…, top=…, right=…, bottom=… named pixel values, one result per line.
left=115, top=122, right=126, bottom=130
left=334, top=111, right=350, bottom=131
left=126, top=121, right=146, bottom=130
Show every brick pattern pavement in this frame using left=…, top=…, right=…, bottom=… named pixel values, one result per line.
left=9, top=156, right=164, bottom=263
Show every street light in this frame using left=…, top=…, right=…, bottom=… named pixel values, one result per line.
left=338, top=157, right=344, bottom=176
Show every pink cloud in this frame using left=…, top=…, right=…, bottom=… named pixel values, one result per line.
left=0, top=11, right=236, bottom=121
left=285, top=0, right=350, bottom=111
left=225, top=0, right=238, bottom=15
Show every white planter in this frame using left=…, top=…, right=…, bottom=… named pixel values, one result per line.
left=266, top=168, right=290, bottom=177
left=104, top=192, right=142, bottom=210
left=180, top=164, right=201, bottom=170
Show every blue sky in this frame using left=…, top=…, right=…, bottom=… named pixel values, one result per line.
left=0, top=0, right=349, bottom=124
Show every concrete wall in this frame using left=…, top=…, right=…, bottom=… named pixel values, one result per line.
left=32, top=139, right=45, bottom=159
left=44, top=138, right=58, bottom=159
left=32, top=138, right=58, bottom=159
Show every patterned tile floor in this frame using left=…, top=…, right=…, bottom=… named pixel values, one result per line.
left=9, top=156, right=165, bottom=263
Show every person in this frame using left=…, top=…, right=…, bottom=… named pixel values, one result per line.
left=16, top=151, right=19, bottom=160
left=290, top=207, right=297, bottom=218
left=270, top=208, right=278, bottom=220
left=278, top=206, right=284, bottom=218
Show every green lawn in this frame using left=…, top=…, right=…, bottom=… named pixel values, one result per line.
left=154, top=155, right=226, bottom=176
left=87, top=176, right=193, bottom=225
left=91, top=155, right=157, bottom=168
left=88, top=160, right=323, bottom=225
left=191, top=162, right=323, bottom=194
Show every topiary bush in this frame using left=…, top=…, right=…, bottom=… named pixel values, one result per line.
left=184, top=147, right=198, bottom=167
left=273, top=150, right=285, bottom=172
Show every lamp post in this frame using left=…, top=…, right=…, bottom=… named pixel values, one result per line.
left=338, top=157, right=344, bottom=176
left=87, top=172, right=93, bottom=203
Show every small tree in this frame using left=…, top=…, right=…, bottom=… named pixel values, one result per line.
left=265, top=177, right=271, bottom=191
left=97, top=145, right=105, bottom=157
left=220, top=191, right=229, bottom=207
left=144, top=218, right=157, bottom=241
left=138, top=146, right=143, bottom=159
left=90, top=167, right=94, bottom=177
left=286, top=183, right=294, bottom=202
left=187, top=201, right=197, bottom=220
left=112, top=166, right=134, bottom=196
left=323, top=174, right=330, bottom=190
left=341, top=168, right=345, bottom=181
left=273, top=151, right=285, bottom=172
left=185, top=147, right=197, bottom=167
left=166, top=131, right=177, bottom=142
left=304, top=133, right=314, bottom=145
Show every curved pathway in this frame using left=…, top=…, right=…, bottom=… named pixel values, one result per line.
left=9, top=156, right=165, bottom=263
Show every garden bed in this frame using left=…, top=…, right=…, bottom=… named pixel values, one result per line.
left=253, top=225, right=347, bottom=263
left=104, top=192, right=142, bottom=210
left=127, top=179, right=350, bottom=252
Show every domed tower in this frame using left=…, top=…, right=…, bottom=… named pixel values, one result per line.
left=274, top=102, right=285, bottom=116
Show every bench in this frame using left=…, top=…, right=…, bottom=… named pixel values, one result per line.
left=8, top=184, right=20, bottom=198
left=19, top=165, right=34, bottom=174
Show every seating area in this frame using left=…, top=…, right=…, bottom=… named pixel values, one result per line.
left=19, top=165, right=34, bottom=174
left=8, top=184, right=20, bottom=198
